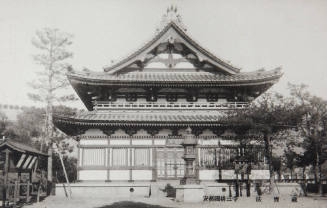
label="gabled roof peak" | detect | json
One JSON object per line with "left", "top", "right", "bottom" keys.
{"left": 157, "top": 5, "right": 187, "bottom": 32}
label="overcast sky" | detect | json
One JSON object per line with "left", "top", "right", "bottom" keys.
{"left": 0, "top": 0, "right": 326, "bottom": 109}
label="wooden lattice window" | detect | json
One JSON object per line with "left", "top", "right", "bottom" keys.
{"left": 199, "top": 148, "right": 217, "bottom": 168}
{"left": 112, "top": 148, "right": 127, "bottom": 166}
{"left": 134, "top": 148, "right": 150, "bottom": 166}
{"left": 83, "top": 148, "right": 105, "bottom": 166}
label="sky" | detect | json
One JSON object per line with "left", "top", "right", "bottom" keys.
{"left": 0, "top": 0, "right": 327, "bottom": 109}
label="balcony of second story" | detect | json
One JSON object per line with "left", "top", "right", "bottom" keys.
{"left": 93, "top": 101, "right": 249, "bottom": 111}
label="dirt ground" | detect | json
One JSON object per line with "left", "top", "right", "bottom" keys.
{"left": 24, "top": 194, "right": 327, "bottom": 208}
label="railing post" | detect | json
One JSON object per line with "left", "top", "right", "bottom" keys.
{"left": 26, "top": 182, "right": 30, "bottom": 203}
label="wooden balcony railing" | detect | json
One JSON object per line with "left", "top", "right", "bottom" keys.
{"left": 93, "top": 101, "right": 249, "bottom": 111}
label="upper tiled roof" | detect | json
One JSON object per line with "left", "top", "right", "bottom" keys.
{"left": 68, "top": 68, "right": 282, "bottom": 86}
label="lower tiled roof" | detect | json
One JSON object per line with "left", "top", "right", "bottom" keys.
{"left": 54, "top": 111, "right": 224, "bottom": 125}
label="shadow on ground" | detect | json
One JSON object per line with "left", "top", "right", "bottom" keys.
{"left": 96, "top": 201, "right": 173, "bottom": 208}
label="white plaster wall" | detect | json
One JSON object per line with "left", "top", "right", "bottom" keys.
{"left": 79, "top": 170, "right": 107, "bottom": 181}
{"left": 112, "top": 129, "right": 129, "bottom": 136}
{"left": 83, "top": 129, "right": 106, "bottom": 136}
{"left": 157, "top": 129, "right": 172, "bottom": 136}
{"left": 199, "top": 170, "right": 219, "bottom": 180}
{"left": 80, "top": 139, "right": 108, "bottom": 145}
{"left": 132, "top": 139, "right": 152, "bottom": 145}
{"left": 250, "top": 170, "right": 270, "bottom": 180}
{"left": 199, "top": 129, "right": 215, "bottom": 136}
{"left": 221, "top": 170, "right": 236, "bottom": 179}
{"left": 134, "top": 129, "right": 151, "bottom": 136}
{"left": 110, "top": 170, "right": 130, "bottom": 180}
{"left": 110, "top": 140, "right": 130, "bottom": 145}
{"left": 220, "top": 140, "right": 239, "bottom": 145}
{"left": 202, "top": 139, "right": 218, "bottom": 145}
{"left": 218, "top": 98, "right": 227, "bottom": 103}
{"left": 154, "top": 139, "right": 165, "bottom": 145}
{"left": 178, "top": 128, "right": 187, "bottom": 136}
{"left": 132, "top": 170, "right": 152, "bottom": 180}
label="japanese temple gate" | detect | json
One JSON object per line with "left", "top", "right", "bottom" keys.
{"left": 54, "top": 7, "right": 280, "bottom": 182}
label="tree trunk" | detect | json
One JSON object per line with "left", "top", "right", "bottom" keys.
{"left": 316, "top": 150, "right": 323, "bottom": 196}
{"left": 48, "top": 147, "right": 53, "bottom": 182}
{"left": 46, "top": 84, "right": 54, "bottom": 183}
{"left": 264, "top": 133, "right": 274, "bottom": 192}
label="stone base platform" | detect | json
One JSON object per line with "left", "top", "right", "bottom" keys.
{"left": 56, "top": 182, "right": 151, "bottom": 198}
{"left": 175, "top": 184, "right": 205, "bottom": 203}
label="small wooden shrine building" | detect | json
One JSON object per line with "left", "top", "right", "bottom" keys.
{"left": 54, "top": 7, "right": 282, "bottom": 182}
{"left": 0, "top": 139, "right": 48, "bottom": 206}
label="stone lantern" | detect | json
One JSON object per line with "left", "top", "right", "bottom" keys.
{"left": 180, "top": 126, "right": 199, "bottom": 185}
{"left": 176, "top": 127, "right": 204, "bottom": 203}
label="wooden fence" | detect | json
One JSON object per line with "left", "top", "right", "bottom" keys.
{"left": 0, "top": 181, "right": 48, "bottom": 208}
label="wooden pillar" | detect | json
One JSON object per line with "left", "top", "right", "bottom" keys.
{"left": 128, "top": 148, "right": 133, "bottom": 182}
{"left": 107, "top": 148, "right": 112, "bottom": 182}
{"left": 77, "top": 142, "right": 80, "bottom": 181}
{"left": 152, "top": 148, "right": 157, "bottom": 182}
{"left": 3, "top": 149, "right": 10, "bottom": 208}
{"left": 26, "top": 181, "right": 30, "bottom": 203}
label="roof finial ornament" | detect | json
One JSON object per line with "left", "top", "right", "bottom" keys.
{"left": 157, "top": 5, "right": 187, "bottom": 33}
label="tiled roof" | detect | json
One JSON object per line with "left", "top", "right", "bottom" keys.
{"left": 54, "top": 111, "right": 224, "bottom": 125}
{"left": 0, "top": 140, "right": 48, "bottom": 156}
{"left": 68, "top": 68, "right": 282, "bottom": 85}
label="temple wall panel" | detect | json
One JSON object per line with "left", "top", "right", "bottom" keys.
{"left": 112, "top": 148, "right": 128, "bottom": 166}
{"left": 134, "top": 129, "right": 150, "bottom": 136}
{"left": 79, "top": 147, "right": 83, "bottom": 166}
{"left": 80, "top": 139, "right": 108, "bottom": 145}
{"left": 83, "top": 148, "right": 106, "bottom": 166}
{"left": 112, "top": 129, "right": 129, "bottom": 136}
{"left": 79, "top": 170, "right": 107, "bottom": 181}
{"left": 154, "top": 139, "right": 165, "bottom": 145}
{"left": 178, "top": 129, "right": 187, "bottom": 136}
{"left": 157, "top": 129, "right": 172, "bottom": 136}
{"left": 220, "top": 170, "right": 235, "bottom": 179}
{"left": 220, "top": 140, "right": 239, "bottom": 145}
{"left": 199, "top": 170, "right": 219, "bottom": 180}
{"left": 110, "top": 139, "right": 130, "bottom": 145}
{"left": 250, "top": 170, "right": 270, "bottom": 180}
{"left": 82, "top": 129, "right": 106, "bottom": 136}
{"left": 131, "top": 139, "right": 152, "bottom": 145}
{"left": 218, "top": 98, "right": 228, "bottom": 103}
{"left": 199, "top": 129, "right": 215, "bottom": 136}
{"left": 132, "top": 170, "right": 152, "bottom": 180}
{"left": 201, "top": 139, "right": 219, "bottom": 145}
{"left": 109, "top": 170, "right": 129, "bottom": 181}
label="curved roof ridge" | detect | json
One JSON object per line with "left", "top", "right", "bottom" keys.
{"left": 103, "top": 9, "right": 241, "bottom": 75}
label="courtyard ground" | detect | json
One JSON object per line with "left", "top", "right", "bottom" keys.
{"left": 24, "top": 194, "right": 327, "bottom": 208}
